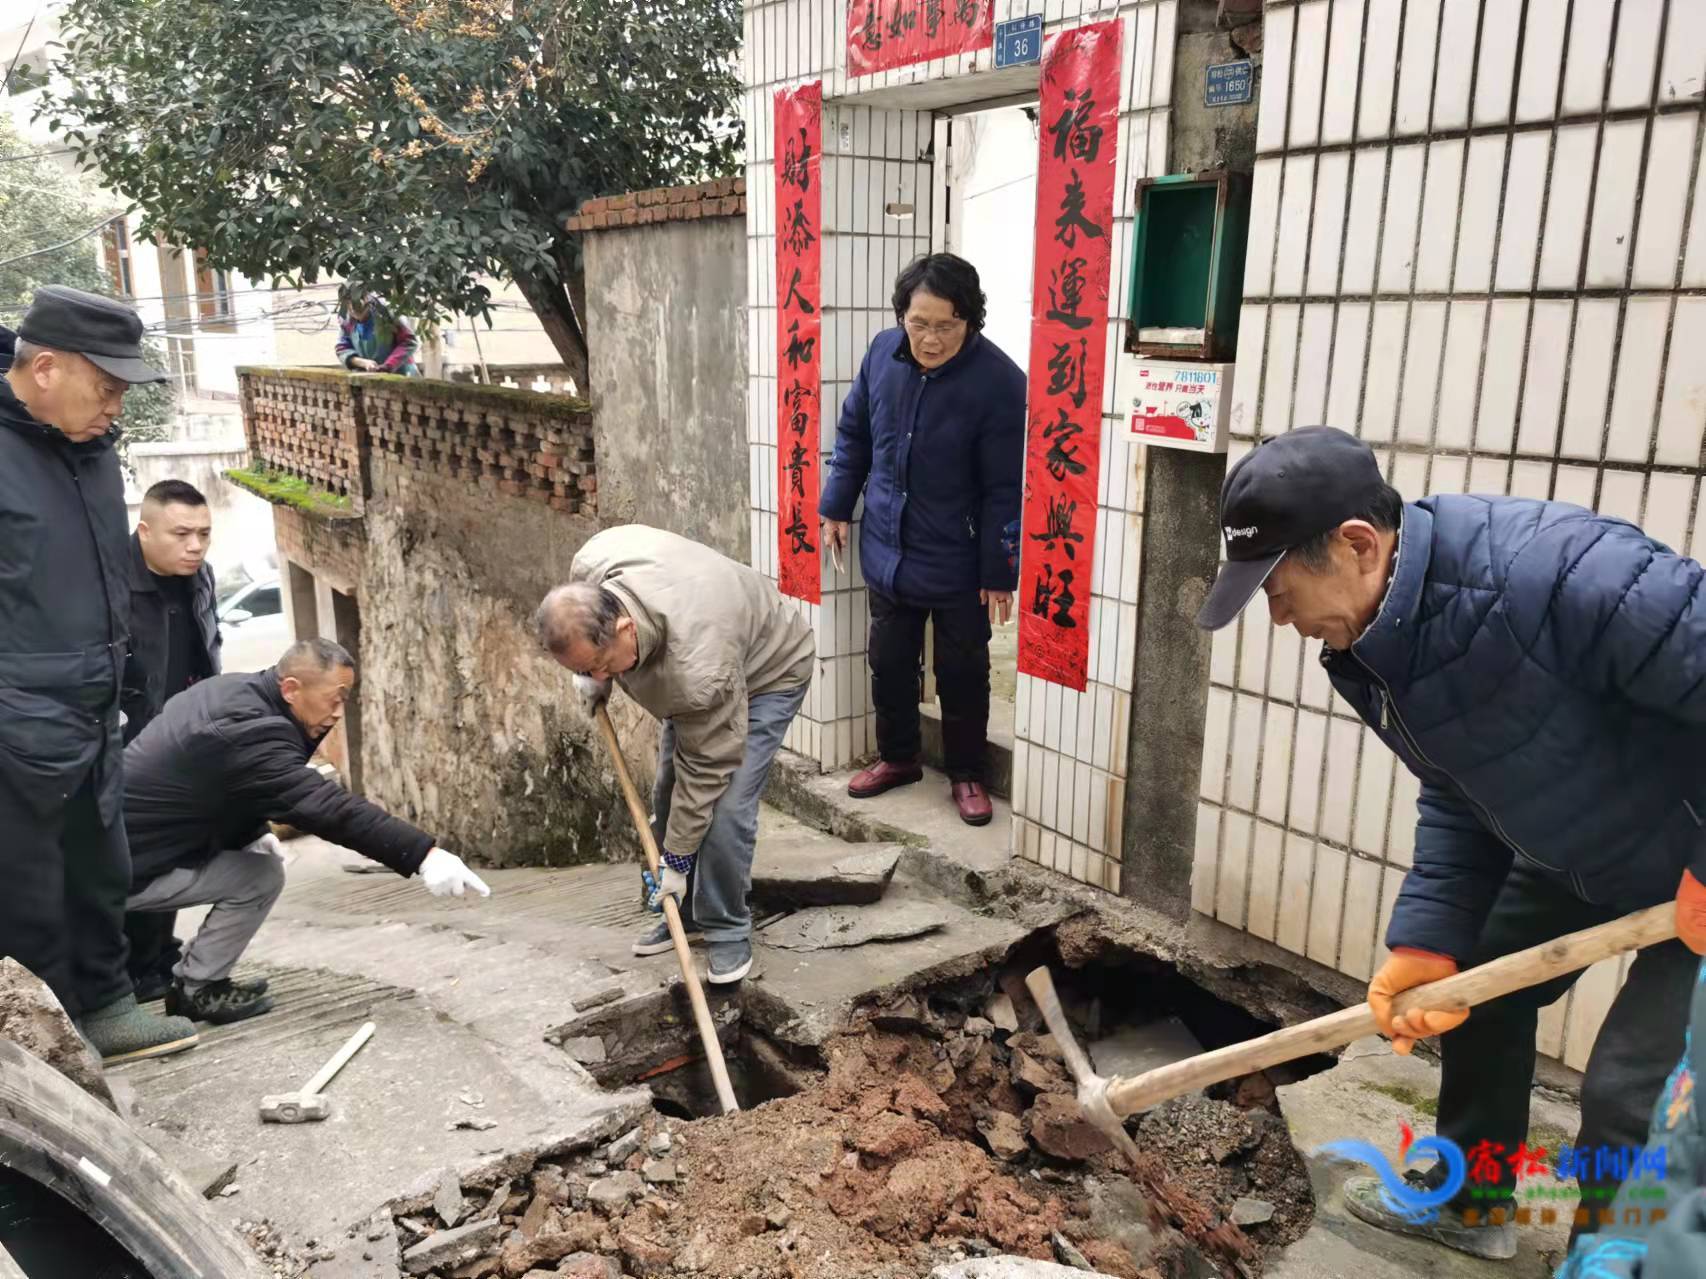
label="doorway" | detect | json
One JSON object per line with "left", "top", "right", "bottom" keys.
{"left": 929, "top": 100, "right": 1039, "bottom": 781}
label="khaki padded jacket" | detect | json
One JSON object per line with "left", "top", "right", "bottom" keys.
{"left": 570, "top": 525, "right": 814, "bottom": 856}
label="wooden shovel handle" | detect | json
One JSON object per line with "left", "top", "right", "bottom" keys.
{"left": 1105, "top": 902, "right": 1679, "bottom": 1118}
{"left": 595, "top": 705, "right": 740, "bottom": 1115}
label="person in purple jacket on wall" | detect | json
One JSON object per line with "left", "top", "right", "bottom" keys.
{"left": 820, "top": 254, "right": 1025, "bottom": 827}
{"left": 334, "top": 286, "right": 420, "bottom": 376}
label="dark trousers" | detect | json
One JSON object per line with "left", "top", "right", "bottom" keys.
{"left": 123, "top": 910, "right": 182, "bottom": 988}
{"left": 1426, "top": 865, "right": 1695, "bottom": 1219}
{"left": 867, "top": 584, "right": 991, "bottom": 783}
{"left": 0, "top": 770, "right": 132, "bottom": 1019}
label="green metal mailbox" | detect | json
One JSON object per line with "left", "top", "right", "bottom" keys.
{"left": 1124, "top": 169, "right": 1251, "bottom": 363}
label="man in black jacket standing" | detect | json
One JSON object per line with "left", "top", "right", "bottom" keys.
{"left": 120, "top": 478, "right": 223, "bottom": 1001}
{"left": 0, "top": 287, "right": 198, "bottom": 1064}
{"left": 123, "top": 638, "right": 491, "bottom": 1024}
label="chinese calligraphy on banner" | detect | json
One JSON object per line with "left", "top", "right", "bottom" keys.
{"left": 775, "top": 82, "right": 823, "bottom": 604}
{"left": 846, "top": 0, "right": 993, "bottom": 77}
{"left": 1017, "top": 19, "right": 1122, "bottom": 692}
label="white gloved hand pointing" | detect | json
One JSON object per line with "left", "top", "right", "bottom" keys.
{"left": 419, "top": 847, "right": 491, "bottom": 898}
{"left": 245, "top": 832, "right": 284, "bottom": 858}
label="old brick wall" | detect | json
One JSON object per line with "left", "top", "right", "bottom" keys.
{"left": 273, "top": 506, "right": 364, "bottom": 595}
{"left": 238, "top": 366, "right": 658, "bottom": 868}
{"left": 364, "top": 379, "right": 597, "bottom": 516}
{"left": 239, "top": 369, "right": 367, "bottom": 513}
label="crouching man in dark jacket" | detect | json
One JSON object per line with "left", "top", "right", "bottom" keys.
{"left": 1197, "top": 427, "right": 1706, "bottom": 1261}
{"left": 123, "top": 638, "right": 491, "bottom": 1024}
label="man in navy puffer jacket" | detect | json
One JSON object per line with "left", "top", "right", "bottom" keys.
{"left": 1198, "top": 427, "right": 1706, "bottom": 1262}
{"left": 821, "top": 254, "right": 1024, "bottom": 826}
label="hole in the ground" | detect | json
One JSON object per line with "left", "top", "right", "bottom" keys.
{"left": 645, "top": 1025, "right": 821, "bottom": 1119}
{"left": 544, "top": 928, "right": 1328, "bottom": 1274}
{"left": 0, "top": 1166, "right": 150, "bottom": 1278}
{"left": 993, "top": 931, "right": 1339, "bottom": 1100}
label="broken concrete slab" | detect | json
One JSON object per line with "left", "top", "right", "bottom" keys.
{"left": 606, "top": 1126, "right": 643, "bottom": 1165}
{"left": 1272, "top": 1035, "right": 1576, "bottom": 1278}
{"left": 930, "top": 1258, "right": 1120, "bottom": 1279}
{"left": 0, "top": 957, "right": 114, "bottom": 1108}
{"left": 1087, "top": 1017, "right": 1204, "bottom": 1083}
{"left": 766, "top": 755, "right": 1014, "bottom": 905}
{"left": 433, "top": 1167, "right": 466, "bottom": 1227}
{"left": 750, "top": 841, "right": 903, "bottom": 909}
{"left": 761, "top": 898, "right": 954, "bottom": 951}
{"left": 136, "top": 1124, "right": 240, "bottom": 1198}
{"left": 746, "top": 883, "right": 1035, "bottom": 1049}
{"left": 1231, "top": 1196, "right": 1274, "bottom": 1226}
{"left": 586, "top": 1171, "right": 644, "bottom": 1214}
{"left": 400, "top": 1218, "right": 503, "bottom": 1274}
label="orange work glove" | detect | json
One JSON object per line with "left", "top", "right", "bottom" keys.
{"left": 1677, "top": 870, "right": 1706, "bottom": 955}
{"left": 1367, "top": 947, "right": 1468, "bottom": 1055}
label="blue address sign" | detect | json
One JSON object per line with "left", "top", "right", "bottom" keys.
{"left": 1205, "top": 59, "right": 1254, "bottom": 107}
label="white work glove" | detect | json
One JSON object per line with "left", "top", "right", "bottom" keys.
{"left": 419, "top": 847, "right": 491, "bottom": 898}
{"left": 245, "top": 832, "right": 284, "bottom": 858}
{"left": 573, "top": 673, "right": 611, "bottom": 712}
{"left": 643, "top": 851, "right": 695, "bottom": 913}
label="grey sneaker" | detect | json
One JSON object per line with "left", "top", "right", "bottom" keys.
{"left": 706, "top": 940, "right": 753, "bottom": 985}
{"left": 1343, "top": 1174, "right": 1518, "bottom": 1260}
{"left": 79, "top": 995, "right": 199, "bottom": 1066}
{"left": 632, "top": 917, "right": 703, "bottom": 957}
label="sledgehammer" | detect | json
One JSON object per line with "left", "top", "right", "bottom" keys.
{"left": 1026, "top": 903, "right": 1678, "bottom": 1152}
{"left": 260, "top": 1021, "right": 376, "bottom": 1123}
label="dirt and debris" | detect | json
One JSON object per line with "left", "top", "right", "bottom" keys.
{"left": 374, "top": 985, "right": 1313, "bottom": 1279}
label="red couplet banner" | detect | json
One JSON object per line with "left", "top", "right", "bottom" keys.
{"left": 1016, "top": 20, "right": 1122, "bottom": 692}
{"left": 846, "top": 0, "right": 993, "bottom": 77}
{"left": 775, "top": 82, "right": 824, "bottom": 604}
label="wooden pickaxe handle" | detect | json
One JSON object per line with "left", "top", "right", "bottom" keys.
{"left": 1034, "top": 901, "right": 1678, "bottom": 1123}
{"left": 594, "top": 705, "right": 740, "bottom": 1115}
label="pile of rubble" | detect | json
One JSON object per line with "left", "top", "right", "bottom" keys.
{"left": 332, "top": 978, "right": 1312, "bottom": 1279}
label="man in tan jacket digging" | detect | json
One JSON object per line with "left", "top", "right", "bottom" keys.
{"left": 535, "top": 526, "right": 815, "bottom": 984}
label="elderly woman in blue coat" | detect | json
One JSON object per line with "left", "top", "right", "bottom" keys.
{"left": 820, "top": 253, "right": 1025, "bottom": 827}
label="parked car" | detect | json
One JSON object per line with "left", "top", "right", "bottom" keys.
{"left": 217, "top": 570, "right": 291, "bottom": 674}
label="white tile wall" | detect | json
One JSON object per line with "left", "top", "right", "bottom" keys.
{"left": 1204, "top": 0, "right": 1706, "bottom": 1072}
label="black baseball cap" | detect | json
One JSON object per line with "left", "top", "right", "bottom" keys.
{"left": 1195, "top": 426, "right": 1388, "bottom": 631}
{"left": 17, "top": 285, "right": 167, "bottom": 384}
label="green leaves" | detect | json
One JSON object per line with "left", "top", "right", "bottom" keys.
{"left": 37, "top": 0, "right": 744, "bottom": 372}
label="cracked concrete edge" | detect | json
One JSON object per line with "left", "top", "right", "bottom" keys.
{"left": 360, "top": 1094, "right": 652, "bottom": 1226}
{"left": 764, "top": 751, "right": 1010, "bottom": 911}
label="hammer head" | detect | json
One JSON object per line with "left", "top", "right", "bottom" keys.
{"left": 259, "top": 1092, "right": 330, "bottom": 1124}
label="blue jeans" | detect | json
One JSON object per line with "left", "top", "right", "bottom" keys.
{"left": 650, "top": 683, "right": 808, "bottom": 942}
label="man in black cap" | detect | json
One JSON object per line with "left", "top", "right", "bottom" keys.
{"left": 1197, "top": 426, "right": 1706, "bottom": 1259}
{"left": 0, "top": 285, "right": 198, "bottom": 1064}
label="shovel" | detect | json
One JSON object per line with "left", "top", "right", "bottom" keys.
{"left": 594, "top": 705, "right": 740, "bottom": 1115}
{"left": 1025, "top": 903, "right": 1678, "bottom": 1162}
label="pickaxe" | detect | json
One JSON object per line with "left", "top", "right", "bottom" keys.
{"left": 595, "top": 705, "right": 740, "bottom": 1114}
{"left": 1026, "top": 903, "right": 1677, "bottom": 1156}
